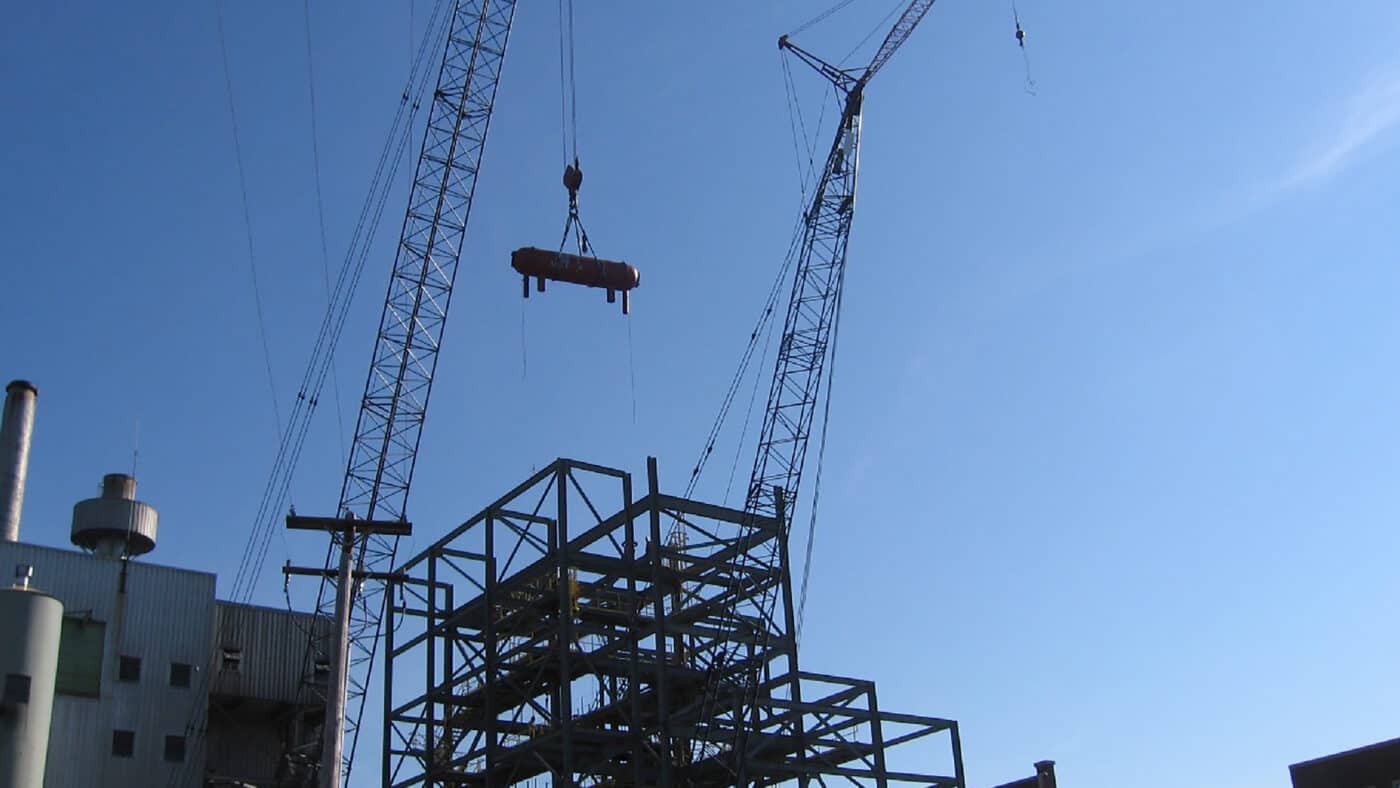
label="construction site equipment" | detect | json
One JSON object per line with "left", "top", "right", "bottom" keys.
{"left": 284, "top": 2, "right": 520, "bottom": 785}
{"left": 680, "top": 1, "right": 946, "bottom": 779}
{"left": 383, "top": 458, "right": 964, "bottom": 786}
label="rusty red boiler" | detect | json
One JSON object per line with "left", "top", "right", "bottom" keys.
{"left": 510, "top": 247, "right": 640, "bottom": 314}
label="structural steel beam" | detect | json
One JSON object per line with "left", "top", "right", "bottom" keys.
{"left": 385, "top": 458, "right": 964, "bottom": 787}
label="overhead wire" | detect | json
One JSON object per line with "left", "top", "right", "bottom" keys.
{"left": 556, "top": 0, "right": 570, "bottom": 165}
{"left": 679, "top": 45, "right": 847, "bottom": 764}
{"left": 626, "top": 315, "right": 638, "bottom": 425}
{"left": 566, "top": 0, "right": 579, "bottom": 163}
{"left": 791, "top": 0, "right": 861, "bottom": 36}
{"left": 215, "top": 0, "right": 283, "bottom": 444}
{"left": 229, "top": 0, "right": 454, "bottom": 604}
{"left": 796, "top": 259, "right": 844, "bottom": 641}
{"left": 682, "top": 52, "right": 835, "bottom": 503}
{"left": 840, "top": 0, "right": 908, "bottom": 66}
{"left": 722, "top": 303, "right": 777, "bottom": 508}
{"left": 690, "top": 27, "right": 882, "bottom": 760}
{"left": 303, "top": 0, "right": 349, "bottom": 468}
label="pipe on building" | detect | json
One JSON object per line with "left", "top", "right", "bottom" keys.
{"left": 0, "top": 381, "right": 38, "bottom": 543}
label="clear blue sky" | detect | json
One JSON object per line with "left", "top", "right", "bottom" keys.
{"left": 4, "top": 1, "right": 1399, "bottom": 786}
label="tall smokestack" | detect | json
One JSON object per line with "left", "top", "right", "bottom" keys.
{"left": 0, "top": 381, "right": 38, "bottom": 543}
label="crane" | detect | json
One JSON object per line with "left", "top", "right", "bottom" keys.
{"left": 688, "top": 0, "right": 941, "bottom": 780}
{"left": 285, "top": 2, "right": 519, "bottom": 785}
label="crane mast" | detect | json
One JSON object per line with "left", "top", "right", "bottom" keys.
{"left": 712, "top": 1, "right": 939, "bottom": 779}
{"left": 294, "top": 1, "right": 519, "bottom": 784}
{"left": 751, "top": 1, "right": 934, "bottom": 535}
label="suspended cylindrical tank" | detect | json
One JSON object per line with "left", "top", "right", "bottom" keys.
{"left": 0, "top": 565, "right": 63, "bottom": 788}
{"left": 71, "top": 473, "right": 158, "bottom": 558}
{"left": 0, "top": 380, "right": 38, "bottom": 543}
{"left": 510, "top": 247, "right": 640, "bottom": 313}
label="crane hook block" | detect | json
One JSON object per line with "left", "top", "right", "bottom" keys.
{"left": 511, "top": 247, "right": 640, "bottom": 314}
{"left": 563, "top": 163, "right": 583, "bottom": 195}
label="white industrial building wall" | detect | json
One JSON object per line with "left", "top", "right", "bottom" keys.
{"left": 0, "top": 542, "right": 216, "bottom": 788}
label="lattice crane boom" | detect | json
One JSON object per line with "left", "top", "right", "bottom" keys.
{"left": 752, "top": 0, "right": 937, "bottom": 529}
{"left": 300, "top": 1, "right": 519, "bottom": 784}
{"left": 718, "top": 2, "right": 939, "bottom": 780}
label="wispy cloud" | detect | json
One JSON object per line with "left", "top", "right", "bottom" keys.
{"left": 1275, "top": 67, "right": 1400, "bottom": 192}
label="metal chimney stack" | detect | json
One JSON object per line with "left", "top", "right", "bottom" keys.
{"left": 0, "top": 380, "right": 38, "bottom": 543}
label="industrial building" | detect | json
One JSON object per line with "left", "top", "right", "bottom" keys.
{"left": 1289, "top": 736, "right": 1400, "bottom": 788}
{"left": 0, "top": 381, "right": 328, "bottom": 787}
{"left": 0, "top": 478, "right": 330, "bottom": 787}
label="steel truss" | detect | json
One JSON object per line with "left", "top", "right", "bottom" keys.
{"left": 385, "top": 458, "right": 964, "bottom": 787}
{"left": 298, "top": 0, "right": 519, "bottom": 781}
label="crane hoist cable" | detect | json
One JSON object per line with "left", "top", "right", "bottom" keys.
{"left": 555, "top": 0, "right": 594, "bottom": 260}
{"left": 513, "top": 0, "right": 641, "bottom": 314}
{"left": 1014, "top": 0, "right": 1037, "bottom": 94}
{"left": 301, "top": 0, "right": 349, "bottom": 468}
{"left": 214, "top": 0, "right": 283, "bottom": 446}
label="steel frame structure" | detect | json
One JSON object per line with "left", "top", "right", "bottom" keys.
{"left": 385, "top": 458, "right": 964, "bottom": 786}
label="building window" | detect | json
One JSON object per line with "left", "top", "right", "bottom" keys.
{"left": 169, "top": 662, "right": 192, "bottom": 688}
{"left": 117, "top": 655, "right": 141, "bottom": 683}
{"left": 164, "top": 734, "right": 186, "bottom": 763}
{"left": 56, "top": 617, "right": 105, "bottom": 697}
{"left": 112, "top": 729, "right": 135, "bottom": 758}
{"left": 3, "top": 674, "right": 30, "bottom": 704}
{"left": 220, "top": 647, "right": 242, "bottom": 672}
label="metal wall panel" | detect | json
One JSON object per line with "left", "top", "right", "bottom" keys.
{"left": 210, "top": 601, "right": 326, "bottom": 706}
{"left": 0, "top": 541, "right": 214, "bottom": 788}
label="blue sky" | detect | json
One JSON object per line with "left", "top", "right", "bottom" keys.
{"left": 4, "top": 1, "right": 1400, "bottom": 786}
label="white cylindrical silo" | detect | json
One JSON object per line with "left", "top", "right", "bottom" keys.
{"left": 0, "top": 565, "right": 63, "bottom": 788}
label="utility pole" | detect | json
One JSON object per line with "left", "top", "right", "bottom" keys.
{"left": 284, "top": 514, "right": 411, "bottom": 787}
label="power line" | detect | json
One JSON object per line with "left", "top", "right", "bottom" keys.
{"left": 215, "top": 0, "right": 283, "bottom": 445}
{"left": 302, "top": 0, "right": 349, "bottom": 468}
{"left": 228, "top": 0, "right": 455, "bottom": 604}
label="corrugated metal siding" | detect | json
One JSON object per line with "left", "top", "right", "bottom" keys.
{"left": 210, "top": 601, "right": 327, "bottom": 706}
{"left": 205, "top": 713, "right": 287, "bottom": 785}
{"left": 0, "top": 541, "right": 214, "bottom": 788}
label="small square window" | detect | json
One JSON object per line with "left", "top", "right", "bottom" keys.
{"left": 220, "top": 647, "right": 242, "bottom": 673}
{"left": 112, "top": 729, "right": 135, "bottom": 758}
{"left": 3, "top": 674, "right": 31, "bottom": 704}
{"left": 169, "top": 662, "right": 192, "bottom": 688}
{"left": 117, "top": 656, "right": 140, "bottom": 683}
{"left": 164, "top": 734, "right": 186, "bottom": 763}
